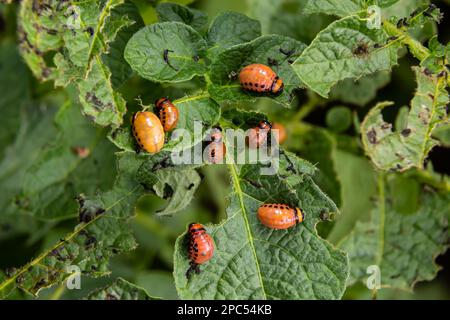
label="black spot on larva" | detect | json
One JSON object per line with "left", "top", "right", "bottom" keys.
{"left": 401, "top": 128, "right": 411, "bottom": 137}
{"left": 367, "top": 129, "right": 377, "bottom": 144}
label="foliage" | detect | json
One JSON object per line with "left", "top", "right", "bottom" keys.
{"left": 0, "top": 0, "right": 449, "bottom": 301}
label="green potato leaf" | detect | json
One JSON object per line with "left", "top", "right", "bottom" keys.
{"left": 361, "top": 67, "right": 449, "bottom": 172}
{"left": 19, "top": 100, "right": 116, "bottom": 221}
{"left": 207, "top": 11, "right": 261, "bottom": 57}
{"left": 157, "top": 2, "right": 208, "bottom": 33}
{"left": 151, "top": 168, "right": 202, "bottom": 217}
{"left": 292, "top": 16, "right": 399, "bottom": 98}
{"left": 124, "top": 22, "right": 208, "bottom": 83}
{"left": 0, "top": 152, "right": 144, "bottom": 298}
{"left": 103, "top": 2, "right": 145, "bottom": 88}
{"left": 303, "top": 0, "right": 366, "bottom": 17}
{"left": 340, "top": 178, "right": 450, "bottom": 290}
{"left": 0, "top": 105, "right": 58, "bottom": 239}
{"left": 173, "top": 152, "right": 348, "bottom": 299}
{"left": 18, "top": 0, "right": 134, "bottom": 127}
{"left": 0, "top": 42, "right": 30, "bottom": 158}
{"left": 382, "top": 0, "right": 437, "bottom": 43}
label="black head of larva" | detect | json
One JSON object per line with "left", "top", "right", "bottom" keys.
{"left": 258, "top": 120, "right": 272, "bottom": 130}
{"left": 210, "top": 126, "right": 223, "bottom": 142}
{"left": 155, "top": 97, "right": 169, "bottom": 111}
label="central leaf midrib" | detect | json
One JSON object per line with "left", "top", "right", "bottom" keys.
{"left": 226, "top": 161, "right": 267, "bottom": 299}
{"left": 418, "top": 76, "right": 444, "bottom": 164}
{"left": 85, "top": 0, "right": 116, "bottom": 67}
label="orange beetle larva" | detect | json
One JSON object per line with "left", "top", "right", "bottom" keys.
{"left": 132, "top": 111, "right": 165, "bottom": 154}
{"left": 239, "top": 64, "right": 284, "bottom": 94}
{"left": 272, "top": 122, "right": 287, "bottom": 144}
{"left": 247, "top": 120, "right": 272, "bottom": 149}
{"left": 206, "top": 127, "right": 226, "bottom": 164}
{"left": 155, "top": 97, "right": 179, "bottom": 132}
{"left": 257, "top": 203, "right": 304, "bottom": 230}
{"left": 186, "top": 223, "right": 215, "bottom": 277}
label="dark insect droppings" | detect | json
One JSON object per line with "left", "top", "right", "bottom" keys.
{"left": 387, "top": 36, "right": 399, "bottom": 42}
{"left": 352, "top": 42, "right": 369, "bottom": 56}
{"left": 187, "top": 183, "right": 195, "bottom": 190}
{"left": 163, "top": 49, "right": 178, "bottom": 71}
{"left": 85, "top": 27, "right": 94, "bottom": 37}
{"left": 279, "top": 47, "right": 295, "bottom": 56}
{"left": 401, "top": 128, "right": 412, "bottom": 137}
{"left": 381, "top": 122, "right": 392, "bottom": 130}
{"left": 267, "top": 57, "right": 278, "bottom": 66}
{"left": 367, "top": 129, "right": 377, "bottom": 144}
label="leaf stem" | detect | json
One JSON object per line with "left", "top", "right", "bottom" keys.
{"left": 382, "top": 20, "right": 430, "bottom": 62}
{"left": 291, "top": 92, "right": 323, "bottom": 123}
{"left": 406, "top": 169, "right": 450, "bottom": 193}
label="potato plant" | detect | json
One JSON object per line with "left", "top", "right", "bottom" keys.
{"left": 0, "top": 0, "right": 449, "bottom": 300}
